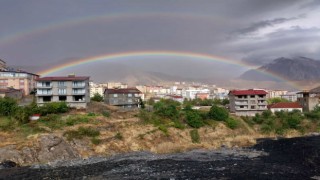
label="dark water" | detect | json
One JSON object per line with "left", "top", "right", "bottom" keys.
{"left": 1, "top": 136, "right": 320, "bottom": 180}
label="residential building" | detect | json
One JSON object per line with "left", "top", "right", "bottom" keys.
{"left": 89, "top": 82, "right": 105, "bottom": 97}
{"left": 229, "top": 89, "right": 268, "bottom": 116}
{"left": 104, "top": 88, "right": 142, "bottom": 108}
{"left": 268, "top": 102, "right": 302, "bottom": 113}
{"left": 0, "top": 70, "right": 39, "bottom": 95}
{"left": 196, "top": 93, "right": 209, "bottom": 100}
{"left": 103, "top": 82, "right": 128, "bottom": 89}
{"left": 0, "top": 88, "right": 23, "bottom": 99}
{"left": 35, "top": 75, "right": 90, "bottom": 109}
{"left": 297, "top": 87, "right": 320, "bottom": 112}
{"left": 164, "top": 95, "right": 184, "bottom": 103}
{"left": 0, "top": 59, "right": 6, "bottom": 71}
{"left": 185, "top": 89, "right": 210, "bottom": 100}
{"left": 266, "top": 90, "right": 288, "bottom": 99}
{"left": 280, "top": 92, "right": 298, "bottom": 102}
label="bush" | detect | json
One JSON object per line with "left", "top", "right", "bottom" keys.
{"left": 0, "top": 97, "right": 18, "bottom": 117}
{"left": 64, "top": 127, "right": 100, "bottom": 141}
{"left": 208, "top": 105, "right": 229, "bottom": 121}
{"left": 226, "top": 118, "right": 239, "bottom": 129}
{"left": 114, "top": 132, "right": 123, "bottom": 140}
{"left": 185, "top": 110, "right": 204, "bottom": 128}
{"left": 0, "top": 117, "right": 14, "bottom": 131}
{"left": 14, "top": 106, "right": 30, "bottom": 124}
{"left": 91, "top": 137, "right": 102, "bottom": 145}
{"left": 40, "top": 102, "right": 69, "bottom": 115}
{"left": 87, "top": 112, "right": 96, "bottom": 116}
{"left": 153, "top": 99, "right": 180, "bottom": 119}
{"left": 158, "top": 125, "right": 169, "bottom": 136}
{"left": 102, "top": 111, "right": 110, "bottom": 118}
{"left": 91, "top": 93, "right": 104, "bottom": 102}
{"left": 190, "top": 129, "right": 200, "bottom": 143}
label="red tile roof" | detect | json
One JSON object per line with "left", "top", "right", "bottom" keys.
{"left": 229, "top": 89, "right": 268, "bottom": 95}
{"left": 167, "top": 95, "right": 183, "bottom": 99}
{"left": 36, "top": 76, "right": 90, "bottom": 81}
{"left": 268, "top": 102, "right": 302, "bottom": 109}
{"left": 104, "top": 88, "right": 141, "bottom": 94}
{"left": 0, "top": 88, "right": 21, "bottom": 93}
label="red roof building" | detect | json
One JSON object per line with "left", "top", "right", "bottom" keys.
{"left": 268, "top": 102, "right": 303, "bottom": 113}
{"left": 36, "top": 76, "right": 90, "bottom": 81}
{"left": 229, "top": 89, "right": 268, "bottom": 96}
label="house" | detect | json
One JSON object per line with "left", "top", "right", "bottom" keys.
{"left": 35, "top": 75, "right": 90, "bottom": 109}
{"left": 280, "top": 91, "right": 298, "bottom": 102}
{"left": 196, "top": 93, "right": 209, "bottom": 100}
{"left": 266, "top": 90, "right": 288, "bottom": 99}
{"left": 89, "top": 82, "right": 105, "bottom": 97}
{"left": 229, "top": 89, "right": 268, "bottom": 116}
{"left": 297, "top": 86, "right": 320, "bottom": 112}
{"left": 104, "top": 88, "right": 142, "bottom": 109}
{"left": 0, "top": 60, "right": 39, "bottom": 95}
{"left": 185, "top": 89, "right": 210, "bottom": 100}
{"left": 0, "top": 88, "right": 23, "bottom": 100}
{"left": 268, "top": 102, "right": 302, "bottom": 113}
{"left": 164, "top": 95, "right": 184, "bottom": 103}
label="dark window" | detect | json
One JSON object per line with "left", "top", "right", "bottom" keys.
{"left": 250, "top": 95, "right": 255, "bottom": 98}
{"left": 240, "top": 105, "right": 244, "bottom": 108}
{"left": 251, "top": 106, "right": 255, "bottom": 109}
{"left": 74, "top": 95, "right": 84, "bottom": 101}
{"left": 43, "top": 96, "right": 51, "bottom": 102}
{"left": 59, "top": 96, "right": 67, "bottom": 101}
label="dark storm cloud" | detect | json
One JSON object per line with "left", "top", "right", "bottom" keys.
{"left": 234, "top": 15, "right": 306, "bottom": 35}
{"left": 300, "top": 0, "right": 320, "bottom": 10}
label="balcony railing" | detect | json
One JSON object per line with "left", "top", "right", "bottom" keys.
{"left": 36, "top": 85, "right": 52, "bottom": 88}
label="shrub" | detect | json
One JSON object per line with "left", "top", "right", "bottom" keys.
{"left": 40, "top": 102, "right": 69, "bottom": 115}
{"left": 226, "top": 118, "right": 239, "bottom": 129}
{"left": 208, "top": 105, "right": 229, "bottom": 121}
{"left": 0, "top": 117, "right": 14, "bottom": 131}
{"left": 64, "top": 127, "right": 100, "bottom": 141}
{"left": 114, "top": 132, "right": 123, "bottom": 140}
{"left": 0, "top": 97, "right": 18, "bottom": 117}
{"left": 102, "top": 111, "right": 110, "bottom": 118}
{"left": 87, "top": 112, "right": 96, "bottom": 116}
{"left": 190, "top": 129, "right": 200, "bottom": 143}
{"left": 14, "top": 106, "right": 30, "bottom": 124}
{"left": 91, "top": 93, "right": 104, "bottom": 102}
{"left": 158, "top": 125, "right": 169, "bottom": 136}
{"left": 91, "top": 137, "right": 102, "bottom": 145}
{"left": 185, "top": 110, "right": 204, "bottom": 128}
{"left": 153, "top": 100, "right": 180, "bottom": 119}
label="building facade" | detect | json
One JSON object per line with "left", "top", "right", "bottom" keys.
{"left": 35, "top": 75, "right": 90, "bottom": 109}
{"left": 0, "top": 70, "right": 39, "bottom": 95}
{"left": 0, "top": 88, "right": 23, "bottom": 99}
{"left": 89, "top": 82, "right": 105, "bottom": 97}
{"left": 229, "top": 89, "right": 268, "bottom": 116}
{"left": 268, "top": 102, "right": 302, "bottom": 113}
{"left": 104, "top": 88, "right": 142, "bottom": 108}
{"left": 297, "top": 88, "right": 320, "bottom": 112}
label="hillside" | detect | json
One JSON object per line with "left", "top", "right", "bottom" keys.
{"left": 240, "top": 57, "right": 320, "bottom": 81}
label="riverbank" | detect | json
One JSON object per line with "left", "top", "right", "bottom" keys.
{"left": 1, "top": 135, "right": 320, "bottom": 179}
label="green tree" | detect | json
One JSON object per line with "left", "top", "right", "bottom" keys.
{"left": 91, "top": 93, "right": 104, "bottom": 102}
{"left": 208, "top": 105, "right": 229, "bottom": 121}
{"left": 185, "top": 110, "right": 204, "bottom": 128}
{"left": 267, "top": 97, "right": 289, "bottom": 104}
{"left": 0, "top": 97, "right": 18, "bottom": 117}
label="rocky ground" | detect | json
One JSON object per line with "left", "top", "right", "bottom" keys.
{"left": 1, "top": 135, "right": 320, "bottom": 180}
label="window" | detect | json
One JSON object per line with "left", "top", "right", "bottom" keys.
{"left": 59, "top": 96, "right": 67, "bottom": 101}
{"left": 128, "top": 99, "right": 133, "bottom": 103}
{"left": 128, "top": 93, "right": 132, "bottom": 97}
{"left": 251, "top": 106, "right": 255, "bottom": 109}
{"left": 58, "top": 89, "right": 67, "bottom": 95}
{"left": 113, "top": 94, "right": 118, "bottom": 97}
{"left": 58, "top": 81, "right": 66, "bottom": 87}
{"left": 250, "top": 100, "right": 256, "bottom": 104}
{"left": 43, "top": 96, "right": 52, "bottom": 102}
{"left": 250, "top": 95, "right": 255, "bottom": 98}
{"left": 240, "top": 105, "right": 244, "bottom": 108}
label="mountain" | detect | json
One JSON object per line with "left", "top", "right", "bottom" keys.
{"left": 240, "top": 57, "right": 320, "bottom": 81}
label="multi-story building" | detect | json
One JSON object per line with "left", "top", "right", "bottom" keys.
{"left": 0, "top": 88, "right": 23, "bottom": 100}
{"left": 89, "top": 82, "right": 105, "bottom": 97}
{"left": 35, "top": 75, "right": 90, "bottom": 109}
{"left": 0, "top": 70, "right": 39, "bottom": 95}
{"left": 266, "top": 90, "right": 288, "bottom": 99}
{"left": 104, "top": 88, "right": 142, "bottom": 109}
{"left": 297, "top": 87, "right": 320, "bottom": 112}
{"left": 0, "top": 59, "right": 6, "bottom": 71}
{"left": 229, "top": 89, "right": 268, "bottom": 116}
{"left": 103, "top": 82, "right": 128, "bottom": 89}
{"left": 280, "top": 92, "right": 298, "bottom": 102}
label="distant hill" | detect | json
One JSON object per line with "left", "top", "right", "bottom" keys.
{"left": 240, "top": 57, "right": 320, "bottom": 81}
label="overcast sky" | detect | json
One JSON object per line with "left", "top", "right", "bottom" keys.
{"left": 0, "top": 0, "right": 319, "bottom": 78}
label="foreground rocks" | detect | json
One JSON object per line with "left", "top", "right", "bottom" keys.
{"left": 1, "top": 136, "right": 320, "bottom": 179}
{"left": 0, "top": 135, "right": 79, "bottom": 165}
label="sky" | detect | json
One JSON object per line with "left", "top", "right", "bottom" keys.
{"left": 0, "top": 0, "right": 319, "bottom": 81}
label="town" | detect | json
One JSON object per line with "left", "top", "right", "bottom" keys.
{"left": 0, "top": 59, "right": 316, "bottom": 116}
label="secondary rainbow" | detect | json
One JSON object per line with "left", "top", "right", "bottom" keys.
{"left": 37, "top": 51, "right": 300, "bottom": 89}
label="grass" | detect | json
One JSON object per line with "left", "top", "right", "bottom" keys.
{"left": 102, "top": 111, "right": 110, "bottom": 118}
{"left": 0, "top": 117, "right": 14, "bottom": 131}
{"left": 158, "top": 125, "right": 169, "bottom": 136}
{"left": 64, "top": 126, "right": 100, "bottom": 141}
{"left": 190, "top": 129, "right": 200, "bottom": 143}
{"left": 226, "top": 118, "right": 239, "bottom": 129}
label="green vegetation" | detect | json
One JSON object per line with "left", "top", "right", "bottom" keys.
{"left": 183, "top": 98, "right": 229, "bottom": 107}
{"left": 226, "top": 117, "right": 239, "bottom": 129}
{"left": 267, "top": 97, "right": 289, "bottom": 104}
{"left": 91, "top": 93, "right": 104, "bottom": 102}
{"left": 114, "top": 132, "right": 123, "bottom": 140}
{"left": 190, "top": 129, "right": 200, "bottom": 143}
{"left": 102, "top": 110, "right": 111, "bottom": 118}
{"left": 208, "top": 105, "right": 229, "bottom": 121}
{"left": 64, "top": 126, "right": 100, "bottom": 141}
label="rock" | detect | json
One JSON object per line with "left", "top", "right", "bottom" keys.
{"left": 0, "top": 160, "right": 18, "bottom": 169}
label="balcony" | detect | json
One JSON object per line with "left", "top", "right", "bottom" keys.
{"left": 235, "top": 101, "right": 248, "bottom": 105}
{"left": 36, "top": 92, "right": 52, "bottom": 96}
{"left": 72, "top": 91, "right": 86, "bottom": 95}
{"left": 36, "top": 85, "right": 52, "bottom": 88}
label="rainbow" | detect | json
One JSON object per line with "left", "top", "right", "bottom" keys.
{"left": 37, "top": 51, "right": 300, "bottom": 89}
{"left": 0, "top": 12, "right": 230, "bottom": 47}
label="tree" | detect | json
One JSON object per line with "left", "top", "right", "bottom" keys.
{"left": 208, "top": 105, "right": 229, "bottom": 121}
{"left": 91, "top": 93, "right": 104, "bottom": 102}
{"left": 185, "top": 110, "right": 204, "bottom": 128}
{"left": 267, "top": 97, "right": 289, "bottom": 104}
